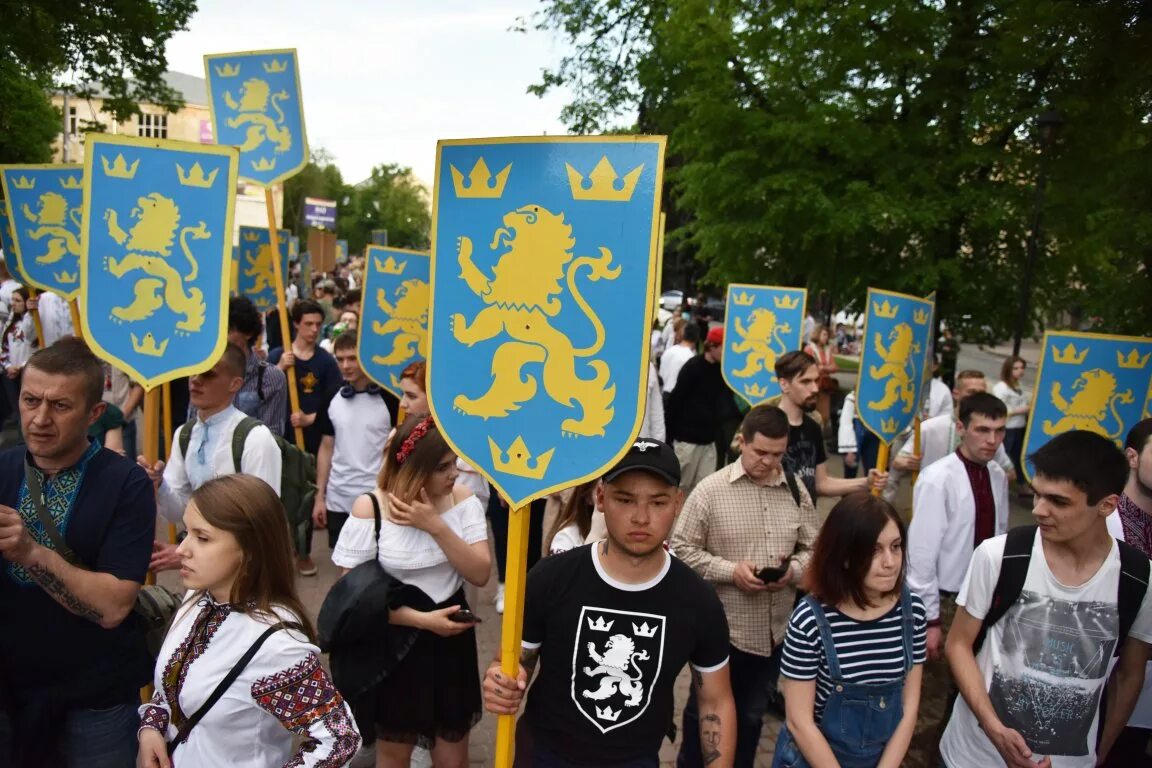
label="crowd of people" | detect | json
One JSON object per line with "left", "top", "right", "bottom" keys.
{"left": 0, "top": 257, "right": 1150, "bottom": 768}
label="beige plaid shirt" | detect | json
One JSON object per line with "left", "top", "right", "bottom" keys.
{"left": 671, "top": 460, "right": 818, "bottom": 656}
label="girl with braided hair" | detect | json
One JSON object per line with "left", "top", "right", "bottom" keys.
{"left": 331, "top": 416, "right": 490, "bottom": 767}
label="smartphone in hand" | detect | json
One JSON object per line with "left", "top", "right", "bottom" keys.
{"left": 449, "top": 609, "right": 482, "bottom": 624}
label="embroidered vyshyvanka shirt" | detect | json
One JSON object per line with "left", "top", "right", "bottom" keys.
{"left": 139, "top": 594, "right": 360, "bottom": 767}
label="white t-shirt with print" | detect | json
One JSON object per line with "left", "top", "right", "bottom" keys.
{"left": 941, "top": 532, "right": 1152, "bottom": 767}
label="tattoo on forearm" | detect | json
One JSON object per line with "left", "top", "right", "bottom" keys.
{"left": 27, "top": 563, "right": 103, "bottom": 623}
{"left": 700, "top": 713, "right": 722, "bottom": 765}
{"left": 520, "top": 647, "right": 541, "bottom": 676}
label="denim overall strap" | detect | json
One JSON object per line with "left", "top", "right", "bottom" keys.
{"left": 802, "top": 595, "right": 842, "bottom": 680}
{"left": 898, "top": 585, "right": 914, "bottom": 673}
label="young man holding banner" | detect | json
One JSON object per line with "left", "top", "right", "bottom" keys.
{"left": 482, "top": 438, "right": 736, "bottom": 767}
{"left": 775, "top": 351, "right": 886, "bottom": 500}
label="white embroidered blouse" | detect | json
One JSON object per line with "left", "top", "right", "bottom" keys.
{"left": 331, "top": 494, "right": 487, "bottom": 603}
{"left": 139, "top": 593, "right": 360, "bottom": 768}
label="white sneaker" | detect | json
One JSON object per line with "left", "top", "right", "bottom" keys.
{"left": 494, "top": 582, "right": 505, "bottom": 615}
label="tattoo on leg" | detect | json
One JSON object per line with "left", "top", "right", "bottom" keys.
{"left": 700, "top": 713, "right": 722, "bottom": 765}
{"left": 27, "top": 563, "right": 103, "bottom": 623}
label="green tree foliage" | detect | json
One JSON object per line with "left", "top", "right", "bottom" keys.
{"left": 525, "top": 0, "right": 1152, "bottom": 336}
{"left": 339, "top": 164, "right": 431, "bottom": 254}
{"left": 0, "top": 0, "right": 197, "bottom": 120}
{"left": 283, "top": 151, "right": 431, "bottom": 257}
{"left": 0, "top": 62, "right": 60, "bottom": 163}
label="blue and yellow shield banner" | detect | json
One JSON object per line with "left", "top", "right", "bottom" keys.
{"left": 358, "top": 245, "right": 429, "bottom": 396}
{"left": 80, "top": 134, "right": 239, "bottom": 390}
{"left": 722, "top": 284, "right": 806, "bottom": 405}
{"left": 855, "top": 288, "right": 935, "bottom": 444}
{"left": 204, "top": 49, "right": 307, "bottom": 186}
{"left": 428, "top": 136, "right": 666, "bottom": 508}
{"left": 0, "top": 165, "right": 84, "bottom": 298}
{"left": 336, "top": 239, "right": 348, "bottom": 265}
{"left": 236, "top": 225, "right": 289, "bottom": 312}
{"left": 0, "top": 200, "right": 30, "bottom": 283}
{"left": 1022, "top": 331, "right": 1152, "bottom": 481}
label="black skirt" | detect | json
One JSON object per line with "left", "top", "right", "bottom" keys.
{"left": 374, "top": 588, "right": 482, "bottom": 744}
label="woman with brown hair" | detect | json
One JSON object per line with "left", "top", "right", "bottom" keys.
{"left": 543, "top": 479, "right": 598, "bottom": 555}
{"left": 332, "top": 416, "right": 490, "bottom": 768}
{"left": 772, "top": 492, "right": 926, "bottom": 768}
{"left": 137, "top": 474, "right": 360, "bottom": 768}
{"left": 993, "top": 355, "right": 1030, "bottom": 491}
{"left": 804, "top": 324, "right": 839, "bottom": 432}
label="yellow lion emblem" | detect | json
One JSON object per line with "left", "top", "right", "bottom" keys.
{"left": 103, "top": 193, "right": 209, "bottom": 332}
{"left": 730, "top": 308, "right": 791, "bottom": 379}
{"left": 1042, "top": 368, "right": 1134, "bottom": 441}
{"left": 243, "top": 243, "right": 278, "bottom": 295}
{"left": 451, "top": 204, "right": 618, "bottom": 437}
{"left": 372, "top": 278, "right": 429, "bottom": 367}
{"left": 224, "top": 78, "right": 292, "bottom": 154}
{"left": 581, "top": 634, "right": 649, "bottom": 707}
{"left": 22, "top": 192, "right": 81, "bottom": 265}
{"left": 867, "top": 323, "right": 919, "bottom": 413}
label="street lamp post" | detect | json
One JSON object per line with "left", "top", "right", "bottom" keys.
{"left": 1012, "top": 109, "right": 1064, "bottom": 358}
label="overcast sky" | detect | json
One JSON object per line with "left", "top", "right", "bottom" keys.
{"left": 163, "top": 0, "right": 572, "bottom": 186}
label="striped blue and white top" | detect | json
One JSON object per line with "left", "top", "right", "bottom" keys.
{"left": 780, "top": 593, "right": 928, "bottom": 720}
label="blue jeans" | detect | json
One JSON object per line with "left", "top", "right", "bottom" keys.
{"left": 772, "top": 590, "right": 914, "bottom": 768}
{"left": 677, "top": 645, "right": 782, "bottom": 768}
{"left": 0, "top": 700, "right": 139, "bottom": 768}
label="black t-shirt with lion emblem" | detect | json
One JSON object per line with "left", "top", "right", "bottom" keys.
{"left": 520, "top": 544, "right": 730, "bottom": 764}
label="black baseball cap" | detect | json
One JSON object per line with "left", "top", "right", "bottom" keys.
{"left": 602, "top": 437, "right": 681, "bottom": 487}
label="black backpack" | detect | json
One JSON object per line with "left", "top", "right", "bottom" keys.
{"left": 974, "top": 524, "right": 1150, "bottom": 656}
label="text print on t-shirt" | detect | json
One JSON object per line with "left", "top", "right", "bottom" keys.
{"left": 570, "top": 606, "right": 666, "bottom": 733}
{"left": 989, "top": 590, "right": 1117, "bottom": 757}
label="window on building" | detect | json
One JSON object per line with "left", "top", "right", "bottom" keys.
{"left": 68, "top": 107, "right": 78, "bottom": 136}
{"left": 137, "top": 113, "right": 168, "bottom": 139}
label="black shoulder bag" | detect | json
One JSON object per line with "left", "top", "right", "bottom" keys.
{"left": 23, "top": 455, "right": 182, "bottom": 660}
{"left": 166, "top": 621, "right": 304, "bottom": 755}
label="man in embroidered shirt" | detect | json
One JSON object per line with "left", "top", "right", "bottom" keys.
{"left": 312, "top": 332, "right": 394, "bottom": 548}
{"left": 0, "top": 338, "right": 156, "bottom": 767}
{"left": 907, "top": 392, "right": 1009, "bottom": 660}
{"left": 671, "top": 404, "right": 819, "bottom": 768}
{"left": 893, "top": 369, "right": 1014, "bottom": 479}
{"left": 139, "top": 344, "right": 281, "bottom": 571}
{"left": 1103, "top": 417, "right": 1152, "bottom": 762}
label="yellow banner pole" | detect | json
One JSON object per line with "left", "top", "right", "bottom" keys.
{"left": 140, "top": 386, "right": 161, "bottom": 703}
{"left": 911, "top": 416, "right": 922, "bottom": 489}
{"left": 69, "top": 299, "right": 83, "bottom": 342}
{"left": 25, "top": 287, "right": 44, "bottom": 348}
{"left": 264, "top": 188, "right": 305, "bottom": 450}
{"left": 495, "top": 502, "right": 531, "bottom": 768}
{"left": 162, "top": 382, "right": 176, "bottom": 544}
{"left": 872, "top": 443, "right": 890, "bottom": 497}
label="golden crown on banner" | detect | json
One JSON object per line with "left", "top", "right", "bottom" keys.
{"left": 488, "top": 435, "right": 554, "bottom": 480}
{"left": 450, "top": 158, "right": 511, "bottom": 199}
{"left": 1052, "top": 343, "right": 1088, "bottom": 365}
{"left": 872, "top": 300, "right": 898, "bottom": 319}
{"left": 565, "top": 156, "right": 643, "bottom": 202}
{"left": 101, "top": 155, "right": 139, "bottom": 180}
